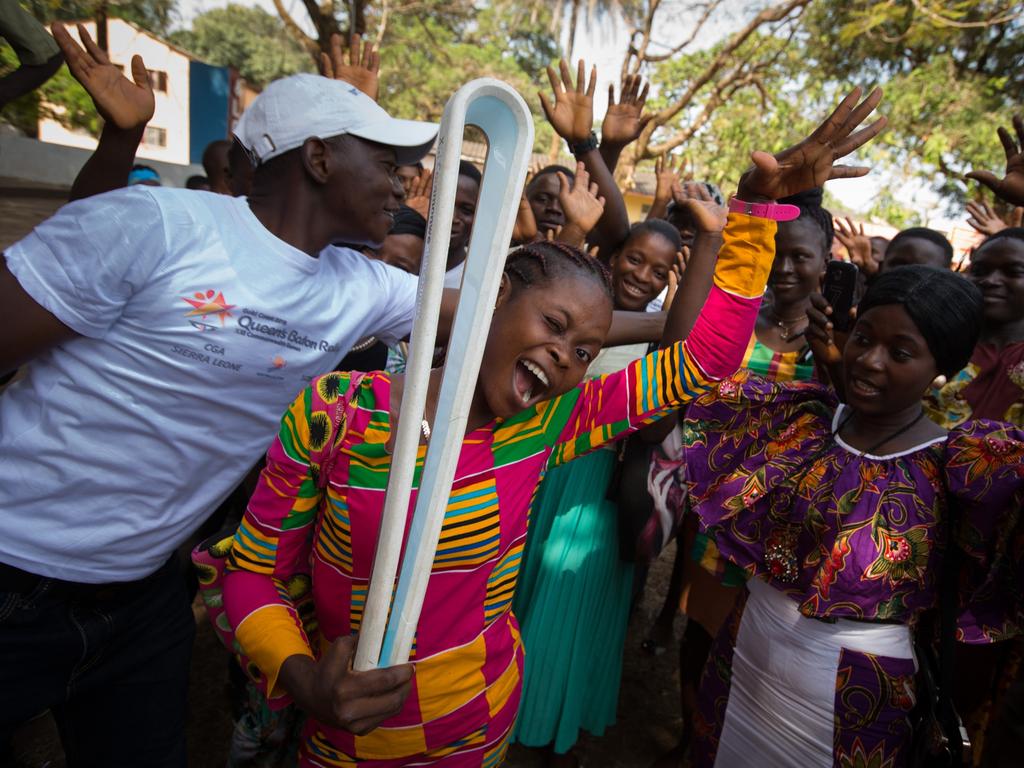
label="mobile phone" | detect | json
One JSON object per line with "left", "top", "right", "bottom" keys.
{"left": 822, "top": 260, "right": 859, "bottom": 333}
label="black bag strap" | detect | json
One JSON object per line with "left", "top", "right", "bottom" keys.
{"left": 937, "top": 463, "right": 967, "bottom": 764}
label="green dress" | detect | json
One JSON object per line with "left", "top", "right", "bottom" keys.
{"left": 512, "top": 343, "right": 647, "bottom": 753}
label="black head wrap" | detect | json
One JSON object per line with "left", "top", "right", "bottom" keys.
{"left": 857, "top": 265, "right": 982, "bottom": 376}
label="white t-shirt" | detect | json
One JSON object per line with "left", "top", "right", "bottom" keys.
{"left": 1, "top": 187, "right": 418, "bottom": 582}
{"left": 444, "top": 259, "right": 465, "bottom": 289}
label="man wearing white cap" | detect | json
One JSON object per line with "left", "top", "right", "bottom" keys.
{"left": 0, "top": 71, "right": 437, "bottom": 766}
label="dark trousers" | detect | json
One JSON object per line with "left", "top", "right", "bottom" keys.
{"left": 0, "top": 556, "right": 195, "bottom": 768}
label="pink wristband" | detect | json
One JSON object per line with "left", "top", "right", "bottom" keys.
{"left": 728, "top": 198, "right": 800, "bottom": 222}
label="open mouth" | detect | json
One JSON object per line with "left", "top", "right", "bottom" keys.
{"left": 619, "top": 280, "right": 649, "bottom": 301}
{"left": 848, "top": 375, "right": 882, "bottom": 398}
{"left": 513, "top": 358, "right": 550, "bottom": 406}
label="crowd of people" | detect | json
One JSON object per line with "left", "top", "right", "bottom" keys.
{"left": 1, "top": 17, "right": 1024, "bottom": 768}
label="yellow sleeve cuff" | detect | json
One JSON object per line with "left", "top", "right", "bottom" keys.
{"left": 713, "top": 212, "right": 777, "bottom": 299}
{"left": 235, "top": 604, "right": 315, "bottom": 698}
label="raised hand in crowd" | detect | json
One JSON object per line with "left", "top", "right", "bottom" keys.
{"left": 647, "top": 153, "right": 685, "bottom": 221}
{"left": 539, "top": 58, "right": 631, "bottom": 257}
{"left": 966, "top": 114, "right": 1024, "bottom": 207}
{"left": 405, "top": 168, "right": 433, "bottom": 220}
{"left": 52, "top": 22, "right": 154, "bottom": 131}
{"left": 53, "top": 21, "right": 156, "bottom": 201}
{"left": 554, "top": 161, "right": 606, "bottom": 248}
{"left": 834, "top": 216, "right": 878, "bottom": 276}
{"left": 737, "top": 86, "right": 886, "bottom": 202}
{"left": 539, "top": 58, "right": 596, "bottom": 145}
{"left": 512, "top": 171, "right": 538, "bottom": 244}
{"left": 965, "top": 199, "right": 1009, "bottom": 236}
{"left": 320, "top": 33, "right": 380, "bottom": 102}
{"left": 673, "top": 180, "right": 726, "bottom": 234}
{"left": 600, "top": 73, "right": 651, "bottom": 171}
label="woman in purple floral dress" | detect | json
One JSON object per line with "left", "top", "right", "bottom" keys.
{"left": 683, "top": 265, "right": 1024, "bottom": 767}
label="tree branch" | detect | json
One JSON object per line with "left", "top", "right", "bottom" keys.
{"left": 642, "top": 0, "right": 725, "bottom": 63}
{"left": 272, "top": 0, "right": 320, "bottom": 61}
{"left": 631, "top": 0, "right": 809, "bottom": 161}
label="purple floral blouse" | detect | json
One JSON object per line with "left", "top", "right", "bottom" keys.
{"left": 683, "top": 373, "right": 1024, "bottom": 643}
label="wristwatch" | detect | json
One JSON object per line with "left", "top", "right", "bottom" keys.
{"left": 570, "top": 131, "right": 599, "bottom": 157}
{"left": 728, "top": 197, "right": 800, "bottom": 222}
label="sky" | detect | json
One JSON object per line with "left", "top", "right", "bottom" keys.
{"left": 176, "top": 0, "right": 955, "bottom": 228}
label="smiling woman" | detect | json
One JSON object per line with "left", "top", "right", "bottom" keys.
{"left": 925, "top": 228, "right": 1024, "bottom": 428}
{"left": 218, "top": 86, "right": 892, "bottom": 767}
{"left": 682, "top": 265, "right": 1024, "bottom": 768}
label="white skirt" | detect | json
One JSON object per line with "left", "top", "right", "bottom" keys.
{"left": 713, "top": 579, "right": 915, "bottom": 768}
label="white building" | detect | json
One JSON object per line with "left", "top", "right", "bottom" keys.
{"left": 39, "top": 19, "right": 194, "bottom": 165}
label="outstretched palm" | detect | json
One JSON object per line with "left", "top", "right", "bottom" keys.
{"left": 967, "top": 115, "right": 1024, "bottom": 207}
{"left": 601, "top": 74, "right": 651, "bottom": 147}
{"left": 538, "top": 59, "right": 596, "bottom": 144}
{"left": 321, "top": 33, "right": 380, "bottom": 102}
{"left": 673, "top": 181, "right": 726, "bottom": 234}
{"left": 52, "top": 22, "right": 154, "bottom": 131}
{"left": 738, "top": 88, "right": 886, "bottom": 201}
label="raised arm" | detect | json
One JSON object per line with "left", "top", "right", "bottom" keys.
{"left": 52, "top": 22, "right": 154, "bottom": 201}
{"left": 539, "top": 59, "right": 631, "bottom": 254}
{"left": 546, "top": 87, "right": 887, "bottom": 462}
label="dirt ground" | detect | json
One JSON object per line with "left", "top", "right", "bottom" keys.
{"left": 9, "top": 543, "right": 685, "bottom": 768}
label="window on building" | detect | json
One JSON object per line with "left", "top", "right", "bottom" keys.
{"left": 143, "top": 126, "right": 167, "bottom": 147}
{"left": 148, "top": 70, "right": 168, "bottom": 92}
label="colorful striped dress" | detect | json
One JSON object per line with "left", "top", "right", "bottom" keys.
{"left": 221, "top": 213, "right": 776, "bottom": 766}
{"left": 740, "top": 335, "right": 814, "bottom": 382}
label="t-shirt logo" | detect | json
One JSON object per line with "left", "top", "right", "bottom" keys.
{"left": 183, "top": 290, "right": 236, "bottom": 332}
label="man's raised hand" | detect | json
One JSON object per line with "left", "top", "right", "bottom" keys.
{"left": 321, "top": 33, "right": 380, "bottom": 102}
{"left": 52, "top": 22, "right": 154, "bottom": 131}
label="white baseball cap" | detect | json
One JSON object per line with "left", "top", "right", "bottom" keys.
{"left": 234, "top": 73, "right": 438, "bottom": 165}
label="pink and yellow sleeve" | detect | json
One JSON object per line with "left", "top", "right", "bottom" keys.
{"left": 548, "top": 212, "right": 775, "bottom": 466}
{"left": 224, "top": 388, "right": 322, "bottom": 699}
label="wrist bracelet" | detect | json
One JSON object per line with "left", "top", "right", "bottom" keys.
{"left": 728, "top": 197, "right": 800, "bottom": 222}
{"left": 570, "top": 131, "right": 599, "bottom": 157}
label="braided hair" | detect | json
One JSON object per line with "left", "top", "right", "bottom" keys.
{"left": 778, "top": 187, "right": 834, "bottom": 252}
{"left": 858, "top": 265, "right": 982, "bottom": 376}
{"left": 505, "top": 241, "right": 613, "bottom": 300}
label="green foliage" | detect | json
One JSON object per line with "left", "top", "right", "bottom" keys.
{"left": 0, "top": 39, "right": 99, "bottom": 136}
{"left": 169, "top": 5, "right": 312, "bottom": 89}
{"left": 641, "top": 0, "right": 1022, "bottom": 214}
{"left": 1, "top": 1, "right": 178, "bottom": 135}
{"left": 648, "top": 30, "right": 822, "bottom": 194}
{"left": 801, "top": 0, "right": 1023, "bottom": 211}
{"left": 371, "top": 0, "right": 560, "bottom": 154}
{"left": 22, "top": 0, "right": 178, "bottom": 38}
